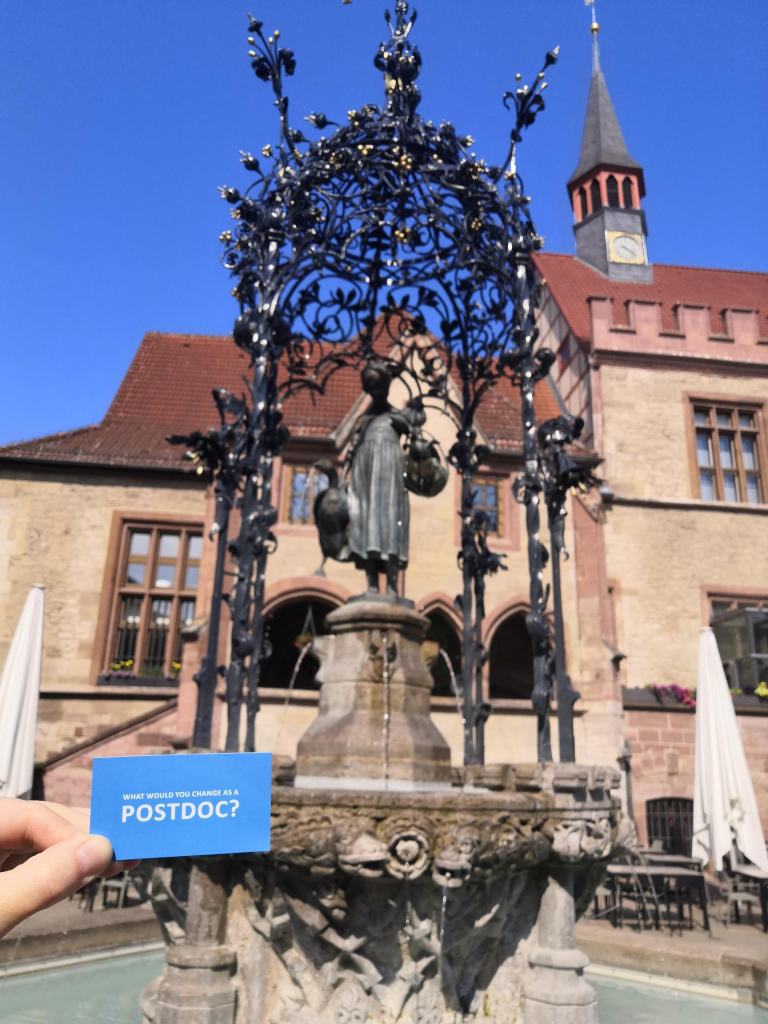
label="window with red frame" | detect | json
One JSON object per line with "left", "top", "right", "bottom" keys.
{"left": 693, "top": 403, "right": 763, "bottom": 504}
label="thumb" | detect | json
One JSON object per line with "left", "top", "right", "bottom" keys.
{"left": 0, "top": 834, "right": 113, "bottom": 939}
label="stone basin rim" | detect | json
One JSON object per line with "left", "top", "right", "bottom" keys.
{"left": 271, "top": 784, "right": 621, "bottom": 814}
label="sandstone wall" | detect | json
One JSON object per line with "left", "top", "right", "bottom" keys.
{"left": 623, "top": 704, "right": 768, "bottom": 842}
{"left": 0, "top": 467, "right": 206, "bottom": 690}
{"left": 599, "top": 363, "right": 768, "bottom": 501}
{"left": 0, "top": 466, "right": 206, "bottom": 759}
{"left": 43, "top": 701, "right": 179, "bottom": 807}
{"left": 598, "top": 364, "right": 768, "bottom": 693}
{"left": 36, "top": 695, "right": 174, "bottom": 765}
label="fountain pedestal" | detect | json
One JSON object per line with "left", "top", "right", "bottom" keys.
{"left": 524, "top": 869, "right": 599, "bottom": 1024}
{"left": 141, "top": 862, "right": 237, "bottom": 1024}
{"left": 295, "top": 601, "right": 452, "bottom": 790}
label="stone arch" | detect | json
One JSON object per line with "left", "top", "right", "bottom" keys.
{"left": 578, "top": 186, "right": 588, "bottom": 221}
{"left": 419, "top": 596, "right": 461, "bottom": 698}
{"left": 417, "top": 591, "right": 462, "bottom": 629}
{"left": 606, "top": 174, "right": 620, "bottom": 208}
{"left": 261, "top": 579, "right": 348, "bottom": 691}
{"left": 263, "top": 576, "right": 351, "bottom": 617}
{"left": 589, "top": 178, "right": 602, "bottom": 214}
{"left": 622, "top": 175, "right": 634, "bottom": 209}
{"left": 484, "top": 597, "right": 534, "bottom": 701}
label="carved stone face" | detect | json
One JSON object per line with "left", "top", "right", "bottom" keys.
{"left": 337, "top": 831, "right": 390, "bottom": 877}
{"left": 432, "top": 846, "right": 472, "bottom": 888}
{"left": 455, "top": 826, "right": 481, "bottom": 858}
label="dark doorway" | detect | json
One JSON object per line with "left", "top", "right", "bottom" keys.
{"left": 488, "top": 612, "right": 534, "bottom": 699}
{"left": 261, "top": 599, "right": 337, "bottom": 690}
{"left": 425, "top": 610, "right": 461, "bottom": 697}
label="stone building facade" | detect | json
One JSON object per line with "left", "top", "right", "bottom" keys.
{"left": 1, "top": 23, "right": 766, "bottom": 847}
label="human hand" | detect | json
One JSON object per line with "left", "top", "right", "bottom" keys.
{"left": 0, "top": 798, "right": 140, "bottom": 938}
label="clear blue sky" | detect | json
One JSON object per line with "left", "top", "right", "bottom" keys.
{"left": 1, "top": 0, "right": 766, "bottom": 447}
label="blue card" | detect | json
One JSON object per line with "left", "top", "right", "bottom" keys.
{"left": 89, "top": 753, "right": 272, "bottom": 860}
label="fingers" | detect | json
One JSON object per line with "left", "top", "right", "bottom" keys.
{"left": 0, "top": 834, "right": 113, "bottom": 938}
{"left": 0, "top": 798, "right": 84, "bottom": 853}
{"left": 100, "top": 857, "right": 141, "bottom": 880}
{"left": 0, "top": 800, "right": 142, "bottom": 937}
{"left": 41, "top": 802, "right": 91, "bottom": 833}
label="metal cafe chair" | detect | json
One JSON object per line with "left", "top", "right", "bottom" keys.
{"left": 719, "top": 847, "right": 765, "bottom": 928}
{"left": 718, "top": 871, "right": 761, "bottom": 927}
{"left": 99, "top": 870, "right": 134, "bottom": 909}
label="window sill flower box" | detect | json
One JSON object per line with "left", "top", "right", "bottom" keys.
{"left": 97, "top": 672, "right": 179, "bottom": 688}
{"left": 622, "top": 686, "right": 768, "bottom": 714}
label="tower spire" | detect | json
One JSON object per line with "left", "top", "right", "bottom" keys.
{"left": 568, "top": 3, "right": 642, "bottom": 191}
{"left": 568, "top": 1, "right": 652, "bottom": 282}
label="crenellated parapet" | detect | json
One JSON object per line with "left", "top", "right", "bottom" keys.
{"left": 589, "top": 295, "right": 768, "bottom": 369}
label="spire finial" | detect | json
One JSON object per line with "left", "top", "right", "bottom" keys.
{"left": 585, "top": 0, "right": 600, "bottom": 69}
{"left": 376, "top": 3, "right": 421, "bottom": 116}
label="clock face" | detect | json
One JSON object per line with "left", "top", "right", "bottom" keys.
{"left": 607, "top": 231, "right": 645, "bottom": 264}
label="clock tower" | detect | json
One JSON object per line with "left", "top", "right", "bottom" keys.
{"left": 568, "top": 11, "right": 652, "bottom": 283}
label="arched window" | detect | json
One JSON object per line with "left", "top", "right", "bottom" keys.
{"left": 488, "top": 611, "right": 534, "bottom": 700}
{"left": 578, "top": 187, "right": 588, "bottom": 220}
{"left": 606, "top": 175, "right": 619, "bottom": 208}
{"left": 590, "top": 178, "right": 602, "bottom": 214}
{"left": 622, "top": 176, "right": 634, "bottom": 208}
{"left": 425, "top": 610, "right": 461, "bottom": 698}
{"left": 261, "top": 598, "right": 338, "bottom": 690}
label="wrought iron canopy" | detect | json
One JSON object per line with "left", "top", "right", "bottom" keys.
{"left": 178, "top": 2, "right": 595, "bottom": 767}
{"left": 219, "top": 1, "right": 559, "bottom": 406}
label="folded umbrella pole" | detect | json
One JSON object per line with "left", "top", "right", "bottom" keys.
{"left": 0, "top": 585, "right": 45, "bottom": 800}
{"left": 693, "top": 627, "right": 768, "bottom": 872}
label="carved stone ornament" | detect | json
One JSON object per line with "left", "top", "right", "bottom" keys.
{"left": 142, "top": 768, "right": 622, "bottom": 1024}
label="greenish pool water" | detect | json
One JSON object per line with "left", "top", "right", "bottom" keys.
{"left": 590, "top": 975, "right": 767, "bottom": 1022}
{"left": 0, "top": 951, "right": 766, "bottom": 1022}
{"left": 0, "top": 951, "right": 163, "bottom": 1024}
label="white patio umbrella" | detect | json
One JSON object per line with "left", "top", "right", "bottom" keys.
{"left": 0, "top": 586, "right": 45, "bottom": 799}
{"left": 692, "top": 626, "right": 768, "bottom": 872}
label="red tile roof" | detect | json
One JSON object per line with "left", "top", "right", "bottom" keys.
{"left": 0, "top": 332, "right": 561, "bottom": 470}
{"left": 535, "top": 253, "right": 768, "bottom": 343}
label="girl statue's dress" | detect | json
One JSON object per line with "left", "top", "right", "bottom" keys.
{"left": 347, "top": 405, "right": 417, "bottom": 572}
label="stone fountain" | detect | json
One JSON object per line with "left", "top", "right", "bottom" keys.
{"left": 139, "top": 596, "right": 628, "bottom": 1024}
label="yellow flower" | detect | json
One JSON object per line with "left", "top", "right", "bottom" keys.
{"left": 755, "top": 681, "right": 768, "bottom": 699}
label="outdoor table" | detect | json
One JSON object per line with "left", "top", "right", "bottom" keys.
{"left": 638, "top": 853, "right": 704, "bottom": 870}
{"left": 607, "top": 864, "right": 710, "bottom": 933}
{"left": 733, "top": 865, "right": 768, "bottom": 932}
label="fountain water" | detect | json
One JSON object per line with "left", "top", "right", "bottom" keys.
{"left": 438, "top": 883, "right": 449, "bottom": 985}
{"left": 438, "top": 646, "right": 466, "bottom": 729}
{"left": 274, "top": 642, "right": 313, "bottom": 747}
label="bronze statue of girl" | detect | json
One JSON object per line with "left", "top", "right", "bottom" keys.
{"left": 314, "top": 362, "right": 447, "bottom": 601}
